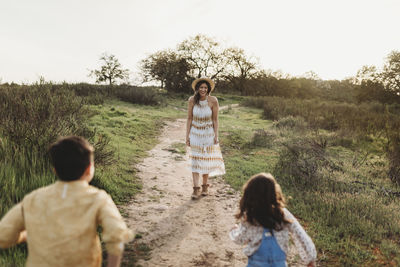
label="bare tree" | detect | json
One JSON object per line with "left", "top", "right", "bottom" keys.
{"left": 89, "top": 53, "right": 130, "bottom": 85}
{"left": 222, "top": 47, "right": 260, "bottom": 94}
{"left": 177, "top": 34, "right": 230, "bottom": 79}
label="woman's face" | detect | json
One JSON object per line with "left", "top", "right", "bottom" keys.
{"left": 198, "top": 83, "right": 209, "bottom": 97}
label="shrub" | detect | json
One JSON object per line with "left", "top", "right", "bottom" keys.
{"left": 274, "top": 138, "right": 340, "bottom": 189}
{"left": 222, "top": 131, "right": 247, "bottom": 151}
{"left": 388, "top": 132, "right": 400, "bottom": 185}
{"left": 0, "top": 83, "right": 87, "bottom": 149}
{"left": 113, "top": 85, "right": 162, "bottom": 106}
{"left": 242, "top": 97, "right": 268, "bottom": 109}
{"left": 273, "top": 116, "right": 307, "bottom": 131}
{"left": 0, "top": 83, "right": 115, "bottom": 167}
{"left": 247, "top": 129, "right": 274, "bottom": 148}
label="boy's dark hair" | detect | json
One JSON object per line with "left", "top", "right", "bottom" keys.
{"left": 236, "top": 173, "right": 292, "bottom": 230}
{"left": 49, "top": 136, "right": 94, "bottom": 181}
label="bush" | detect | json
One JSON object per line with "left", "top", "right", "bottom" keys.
{"left": 113, "top": 85, "right": 163, "bottom": 106}
{"left": 274, "top": 138, "right": 340, "bottom": 189}
{"left": 222, "top": 131, "right": 247, "bottom": 151}
{"left": 242, "top": 97, "right": 268, "bottom": 109}
{"left": 247, "top": 129, "right": 274, "bottom": 148}
{"left": 388, "top": 132, "right": 400, "bottom": 185}
{"left": 273, "top": 116, "right": 307, "bottom": 131}
{"left": 0, "top": 82, "right": 115, "bottom": 169}
{"left": 0, "top": 83, "right": 87, "bottom": 149}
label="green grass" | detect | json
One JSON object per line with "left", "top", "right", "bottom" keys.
{"left": 87, "top": 99, "right": 184, "bottom": 203}
{"left": 218, "top": 105, "right": 400, "bottom": 266}
{"left": 3, "top": 91, "right": 399, "bottom": 266}
{"left": 0, "top": 97, "right": 185, "bottom": 266}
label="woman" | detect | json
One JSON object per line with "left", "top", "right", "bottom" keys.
{"left": 186, "top": 77, "right": 226, "bottom": 199}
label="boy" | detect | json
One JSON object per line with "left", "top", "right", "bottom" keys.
{"left": 0, "top": 136, "right": 133, "bottom": 267}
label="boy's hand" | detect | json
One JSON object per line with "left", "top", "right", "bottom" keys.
{"left": 107, "top": 254, "right": 122, "bottom": 267}
{"left": 17, "top": 230, "right": 27, "bottom": 244}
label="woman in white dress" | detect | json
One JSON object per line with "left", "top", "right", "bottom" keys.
{"left": 186, "top": 77, "right": 226, "bottom": 199}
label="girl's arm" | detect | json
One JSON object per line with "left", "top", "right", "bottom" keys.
{"left": 186, "top": 97, "right": 194, "bottom": 146}
{"left": 285, "top": 209, "right": 317, "bottom": 265}
{"left": 211, "top": 97, "right": 219, "bottom": 144}
{"left": 229, "top": 222, "right": 252, "bottom": 245}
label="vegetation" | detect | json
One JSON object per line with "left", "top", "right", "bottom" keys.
{"left": 0, "top": 82, "right": 184, "bottom": 266}
{"left": 218, "top": 99, "right": 400, "bottom": 266}
{"left": 1, "top": 34, "right": 399, "bottom": 266}
{"left": 89, "top": 53, "right": 130, "bottom": 85}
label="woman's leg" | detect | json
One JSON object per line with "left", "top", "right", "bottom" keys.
{"left": 202, "top": 174, "right": 209, "bottom": 185}
{"left": 192, "top": 172, "right": 200, "bottom": 187}
{"left": 192, "top": 172, "right": 201, "bottom": 199}
{"left": 201, "top": 174, "right": 209, "bottom": 196}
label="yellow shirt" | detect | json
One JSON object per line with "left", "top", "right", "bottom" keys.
{"left": 0, "top": 180, "right": 134, "bottom": 267}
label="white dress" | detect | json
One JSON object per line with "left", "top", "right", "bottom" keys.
{"left": 188, "top": 97, "right": 226, "bottom": 176}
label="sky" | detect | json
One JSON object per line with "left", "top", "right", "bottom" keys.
{"left": 0, "top": 0, "right": 399, "bottom": 84}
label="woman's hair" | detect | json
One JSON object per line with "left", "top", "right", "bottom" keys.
{"left": 193, "top": 80, "right": 212, "bottom": 105}
{"left": 236, "top": 173, "right": 291, "bottom": 230}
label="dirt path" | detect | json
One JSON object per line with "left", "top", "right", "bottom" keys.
{"left": 124, "top": 115, "right": 301, "bottom": 267}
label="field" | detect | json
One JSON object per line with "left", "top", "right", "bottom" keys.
{"left": 1, "top": 83, "right": 400, "bottom": 266}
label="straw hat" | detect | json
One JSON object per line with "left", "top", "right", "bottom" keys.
{"left": 191, "top": 77, "right": 215, "bottom": 92}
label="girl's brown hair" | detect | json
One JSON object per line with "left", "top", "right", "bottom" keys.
{"left": 236, "top": 173, "right": 291, "bottom": 230}
{"left": 194, "top": 80, "right": 211, "bottom": 105}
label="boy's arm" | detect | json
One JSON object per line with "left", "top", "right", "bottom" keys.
{"left": 97, "top": 192, "right": 134, "bottom": 261}
{"left": 0, "top": 203, "right": 25, "bottom": 248}
{"left": 106, "top": 254, "right": 122, "bottom": 267}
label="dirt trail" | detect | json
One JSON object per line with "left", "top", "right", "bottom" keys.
{"left": 125, "top": 114, "right": 301, "bottom": 266}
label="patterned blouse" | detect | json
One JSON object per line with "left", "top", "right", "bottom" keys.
{"left": 0, "top": 180, "right": 134, "bottom": 267}
{"left": 229, "top": 208, "right": 317, "bottom": 265}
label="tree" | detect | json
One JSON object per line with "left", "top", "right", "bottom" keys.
{"left": 222, "top": 47, "right": 260, "bottom": 95}
{"left": 89, "top": 53, "right": 129, "bottom": 85}
{"left": 382, "top": 50, "right": 400, "bottom": 94}
{"left": 140, "top": 50, "right": 191, "bottom": 92}
{"left": 354, "top": 65, "right": 379, "bottom": 85}
{"left": 177, "top": 34, "right": 230, "bottom": 79}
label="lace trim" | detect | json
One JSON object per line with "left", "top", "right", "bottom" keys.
{"left": 191, "top": 124, "right": 213, "bottom": 130}
{"left": 193, "top": 116, "right": 212, "bottom": 123}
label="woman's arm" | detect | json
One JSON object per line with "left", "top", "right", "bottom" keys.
{"left": 211, "top": 97, "right": 219, "bottom": 144}
{"left": 186, "top": 97, "right": 194, "bottom": 147}
{"left": 285, "top": 209, "right": 317, "bottom": 265}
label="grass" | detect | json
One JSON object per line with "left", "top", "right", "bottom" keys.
{"left": 4, "top": 90, "right": 398, "bottom": 266}
{"left": 87, "top": 98, "right": 185, "bottom": 204}
{"left": 0, "top": 96, "right": 185, "bottom": 266}
{"left": 218, "top": 106, "right": 400, "bottom": 266}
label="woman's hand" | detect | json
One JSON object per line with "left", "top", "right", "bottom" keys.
{"left": 186, "top": 137, "right": 190, "bottom": 147}
{"left": 214, "top": 136, "right": 219, "bottom": 144}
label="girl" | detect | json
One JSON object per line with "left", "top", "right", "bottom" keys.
{"left": 186, "top": 77, "right": 226, "bottom": 199}
{"left": 230, "top": 173, "right": 316, "bottom": 267}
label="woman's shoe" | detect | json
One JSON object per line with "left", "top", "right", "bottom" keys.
{"left": 201, "top": 184, "right": 209, "bottom": 196}
{"left": 191, "top": 187, "right": 201, "bottom": 199}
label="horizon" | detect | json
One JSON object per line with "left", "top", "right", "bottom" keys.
{"left": 1, "top": 0, "right": 399, "bottom": 84}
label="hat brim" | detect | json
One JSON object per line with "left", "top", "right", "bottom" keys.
{"left": 191, "top": 77, "right": 215, "bottom": 92}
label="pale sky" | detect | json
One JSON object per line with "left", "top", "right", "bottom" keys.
{"left": 0, "top": 0, "right": 399, "bottom": 83}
